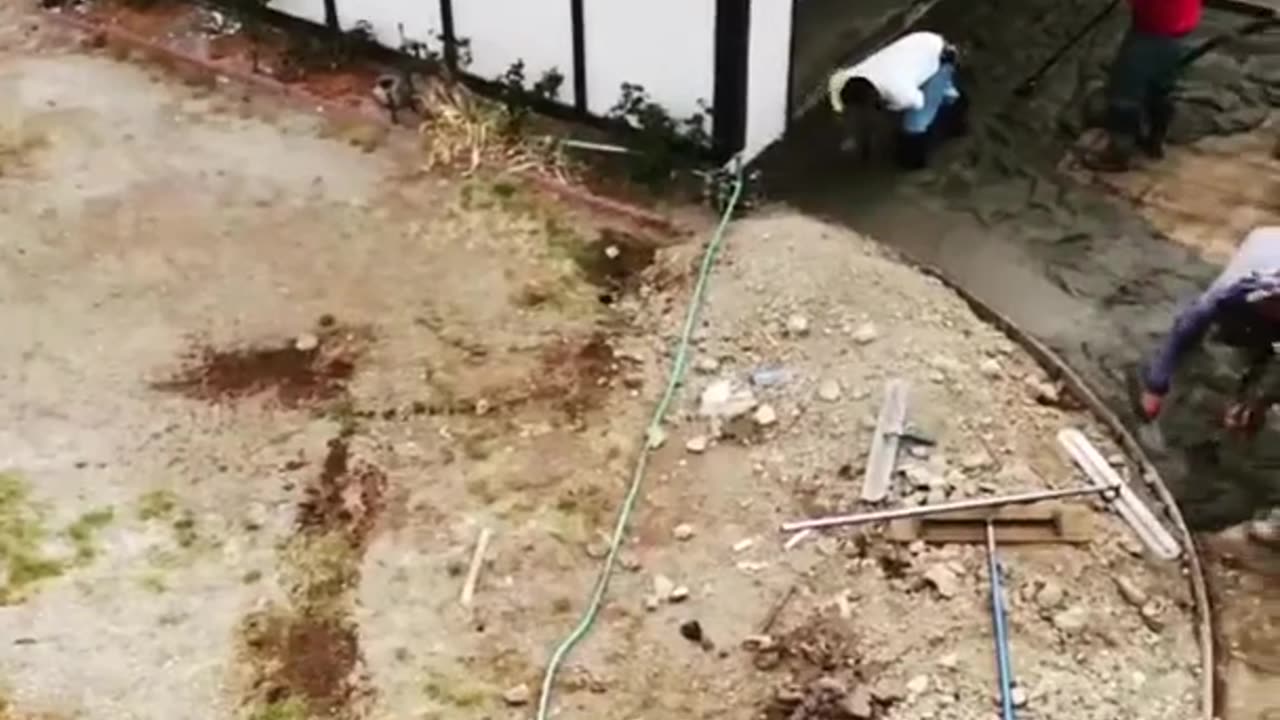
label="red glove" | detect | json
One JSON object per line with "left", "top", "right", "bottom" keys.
{"left": 1140, "top": 391, "right": 1164, "bottom": 420}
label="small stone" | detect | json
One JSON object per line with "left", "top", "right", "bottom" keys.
{"left": 294, "top": 333, "right": 320, "bottom": 352}
{"left": 1114, "top": 576, "right": 1148, "bottom": 607}
{"left": 1052, "top": 606, "right": 1088, "bottom": 633}
{"left": 843, "top": 687, "right": 874, "bottom": 719}
{"left": 653, "top": 574, "right": 675, "bottom": 599}
{"left": 814, "top": 675, "right": 847, "bottom": 695}
{"left": 502, "top": 684, "right": 531, "bottom": 706}
{"left": 906, "top": 674, "right": 931, "bottom": 695}
{"left": 960, "top": 450, "right": 992, "bottom": 471}
{"left": 775, "top": 684, "right": 804, "bottom": 705}
{"left": 733, "top": 538, "right": 756, "bottom": 553}
{"left": 1036, "top": 582, "right": 1065, "bottom": 610}
{"left": 604, "top": 244, "right": 621, "bottom": 259}
{"left": 851, "top": 322, "right": 879, "bottom": 344}
{"left": 923, "top": 565, "right": 960, "bottom": 599}
{"left": 1025, "top": 375, "right": 1060, "bottom": 404}
{"left": 685, "top": 435, "right": 709, "bottom": 454}
{"left": 679, "top": 620, "right": 704, "bottom": 643}
{"left": 1010, "top": 686, "right": 1029, "bottom": 708}
{"left": 669, "top": 585, "right": 690, "bottom": 603}
{"left": 644, "top": 595, "right": 660, "bottom": 611}
{"left": 699, "top": 379, "right": 757, "bottom": 420}
{"left": 584, "top": 540, "right": 610, "bottom": 559}
{"left": 937, "top": 653, "right": 959, "bottom": 669}
{"left": 979, "top": 358, "right": 1003, "bottom": 378}
{"left": 753, "top": 404, "right": 778, "bottom": 427}
{"left": 817, "top": 379, "right": 843, "bottom": 402}
{"left": 786, "top": 314, "right": 810, "bottom": 336}
{"left": 1140, "top": 601, "right": 1166, "bottom": 632}
{"left": 742, "top": 634, "right": 775, "bottom": 651}
{"left": 673, "top": 523, "right": 696, "bottom": 541}
{"left": 694, "top": 356, "right": 720, "bottom": 374}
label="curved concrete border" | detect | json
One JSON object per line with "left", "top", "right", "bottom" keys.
{"left": 41, "top": 9, "right": 690, "bottom": 237}
{"left": 915, "top": 264, "right": 1217, "bottom": 720}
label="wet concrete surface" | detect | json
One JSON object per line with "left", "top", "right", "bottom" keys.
{"left": 762, "top": 0, "right": 1280, "bottom": 531}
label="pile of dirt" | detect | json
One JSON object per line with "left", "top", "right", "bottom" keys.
{"left": 296, "top": 436, "right": 388, "bottom": 551}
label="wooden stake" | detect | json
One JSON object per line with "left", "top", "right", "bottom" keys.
{"left": 459, "top": 527, "right": 492, "bottom": 607}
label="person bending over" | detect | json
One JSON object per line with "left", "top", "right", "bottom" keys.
{"left": 829, "top": 31, "right": 966, "bottom": 169}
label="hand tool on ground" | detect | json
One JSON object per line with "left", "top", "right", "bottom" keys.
{"left": 1057, "top": 428, "right": 1182, "bottom": 559}
{"left": 1014, "top": 0, "right": 1121, "bottom": 97}
{"left": 986, "top": 519, "right": 1019, "bottom": 720}
{"left": 885, "top": 500, "right": 1093, "bottom": 544}
{"left": 862, "top": 378, "right": 910, "bottom": 502}
{"left": 781, "top": 483, "right": 1120, "bottom": 533}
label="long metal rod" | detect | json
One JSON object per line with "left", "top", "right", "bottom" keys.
{"left": 987, "top": 520, "right": 1018, "bottom": 720}
{"left": 780, "top": 484, "right": 1118, "bottom": 533}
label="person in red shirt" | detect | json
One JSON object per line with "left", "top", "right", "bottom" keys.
{"left": 1085, "top": 0, "right": 1202, "bottom": 171}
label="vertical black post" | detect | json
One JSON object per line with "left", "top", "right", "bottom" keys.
{"left": 570, "top": 0, "right": 588, "bottom": 113}
{"left": 439, "top": 0, "right": 458, "bottom": 71}
{"left": 323, "top": 0, "right": 338, "bottom": 30}
{"left": 713, "top": 0, "right": 752, "bottom": 159}
{"left": 784, "top": 0, "right": 798, "bottom": 125}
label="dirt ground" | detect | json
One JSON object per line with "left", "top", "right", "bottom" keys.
{"left": 0, "top": 3, "right": 1213, "bottom": 720}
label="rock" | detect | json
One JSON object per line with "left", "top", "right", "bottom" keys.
{"left": 733, "top": 538, "right": 756, "bottom": 553}
{"left": 643, "top": 595, "right": 660, "bottom": 611}
{"left": 685, "top": 435, "right": 709, "bottom": 454}
{"left": 502, "top": 683, "right": 531, "bottom": 706}
{"left": 584, "top": 540, "right": 610, "bottom": 559}
{"left": 925, "top": 488, "right": 948, "bottom": 506}
{"left": 1114, "top": 576, "right": 1148, "bottom": 607}
{"left": 1140, "top": 601, "right": 1166, "bottom": 632}
{"left": 741, "top": 634, "right": 775, "bottom": 651}
{"left": 937, "top": 653, "right": 959, "bottom": 669}
{"left": 653, "top": 574, "right": 675, "bottom": 601}
{"left": 929, "top": 354, "right": 965, "bottom": 375}
{"left": 679, "top": 620, "right": 704, "bottom": 643}
{"left": 694, "top": 356, "right": 720, "bottom": 374}
{"left": 753, "top": 404, "right": 778, "bottom": 427}
{"left": 785, "top": 314, "right": 810, "bottom": 336}
{"left": 852, "top": 322, "right": 880, "bottom": 344}
{"left": 843, "top": 687, "right": 874, "bottom": 719}
{"left": 979, "top": 358, "right": 1003, "bottom": 378}
{"left": 1036, "top": 582, "right": 1065, "bottom": 610}
{"left": 923, "top": 565, "right": 960, "bottom": 599}
{"left": 673, "top": 523, "right": 696, "bottom": 541}
{"left": 960, "top": 451, "right": 993, "bottom": 471}
{"left": 669, "top": 585, "right": 690, "bottom": 603}
{"left": 699, "top": 379, "right": 757, "bottom": 420}
{"left": 1052, "top": 606, "right": 1088, "bottom": 633}
{"left": 775, "top": 684, "right": 805, "bottom": 706}
{"left": 1025, "top": 375, "right": 1060, "bottom": 404}
{"left": 294, "top": 333, "right": 320, "bottom": 352}
{"left": 1010, "top": 685, "right": 1029, "bottom": 708}
{"left": 814, "top": 675, "right": 847, "bottom": 695}
{"left": 817, "top": 378, "right": 843, "bottom": 402}
{"left": 906, "top": 674, "right": 931, "bottom": 695}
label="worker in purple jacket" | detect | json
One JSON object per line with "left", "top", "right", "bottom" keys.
{"left": 1140, "top": 227, "right": 1280, "bottom": 433}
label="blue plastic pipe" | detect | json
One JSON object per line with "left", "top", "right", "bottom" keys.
{"left": 986, "top": 519, "right": 1018, "bottom": 720}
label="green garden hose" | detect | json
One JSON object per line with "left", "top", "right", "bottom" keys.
{"left": 534, "top": 161, "right": 746, "bottom": 720}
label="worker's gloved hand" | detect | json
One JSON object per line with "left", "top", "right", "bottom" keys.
{"left": 1139, "top": 390, "right": 1164, "bottom": 420}
{"left": 1224, "top": 401, "right": 1266, "bottom": 435}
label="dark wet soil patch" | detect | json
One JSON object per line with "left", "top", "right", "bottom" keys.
{"left": 533, "top": 331, "right": 621, "bottom": 418}
{"left": 242, "top": 611, "right": 361, "bottom": 718}
{"left": 571, "top": 228, "right": 658, "bottom": 301}
{"left": 296, "top": 437, "right": 388, "bottom": 550}
{"left": 153, "top": 325, "right": 368, "bottom": 409}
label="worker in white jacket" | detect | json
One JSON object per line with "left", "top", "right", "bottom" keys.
{"left": 829, "top": 31, "right": 966, "bottom": 169}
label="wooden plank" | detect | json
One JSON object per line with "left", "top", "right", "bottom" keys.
{"left": 862, "top": 378, "right": 909, "bottom": 502}
{"left": 886, "top": 502, "right": 1093, "bottom": 544}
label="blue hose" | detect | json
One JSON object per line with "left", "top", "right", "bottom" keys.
{"left": 986, "top": 519, "right": 1018, "bottom": 720}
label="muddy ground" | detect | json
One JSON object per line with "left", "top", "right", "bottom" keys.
{"left": 0, "top": 2, "right": 1215, "bottom": 719}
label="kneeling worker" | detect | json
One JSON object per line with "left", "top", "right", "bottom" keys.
{"left": 828, "top": 31, "right": 966, "bottom": 170}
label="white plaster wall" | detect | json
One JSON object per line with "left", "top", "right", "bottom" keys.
{"left": 743, "top": 0, "right": 794, "bottom": 161}
{"left": 332, "top": 0, "right": 445, "bottom": 54}
{"left": 267, "top": 0, "right": 327, "bottom": 27}
{"left": 583, "top": 1, "right": 716, "bottom": 122}
{"left": 453, "top": 0, "right": 577, "bottom": 106}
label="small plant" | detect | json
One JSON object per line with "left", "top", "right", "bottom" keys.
{"left": 65, "top": 507, "right": 114, "bottom": 563}
{"left": 137, "top": 489, "right": 178, "bottom": 521}
{"left": 496, "top": 60, "right": 564, "bottom": 137}
{"left": 608, "top": 84, "right": 712, "bottom": 188}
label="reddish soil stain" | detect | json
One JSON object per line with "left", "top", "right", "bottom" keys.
{"left": 533, "top": 332, "right": 619, "bottom": 418}
{"left": 243, "top": 611, "right": 361, "bottom": 717}
{"left": 152, "top": 330, "right": 364, "bottom": 409}
{"left": 296, "top": 437, "right": 388, "bottom": 550}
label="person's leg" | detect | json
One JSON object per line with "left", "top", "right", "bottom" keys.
{"left": 896, "top": 130, "right": 929, "bottom": 170}
{"left": 1140, "top": 34, "right": 1189, "bottom": 159}
{"left": 1085, "top": 27, "right": 1147, "bottom": 171}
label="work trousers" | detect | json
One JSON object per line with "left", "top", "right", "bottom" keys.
{"left": 1105, "top": 26, "right": 1188, "bottom": 144}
